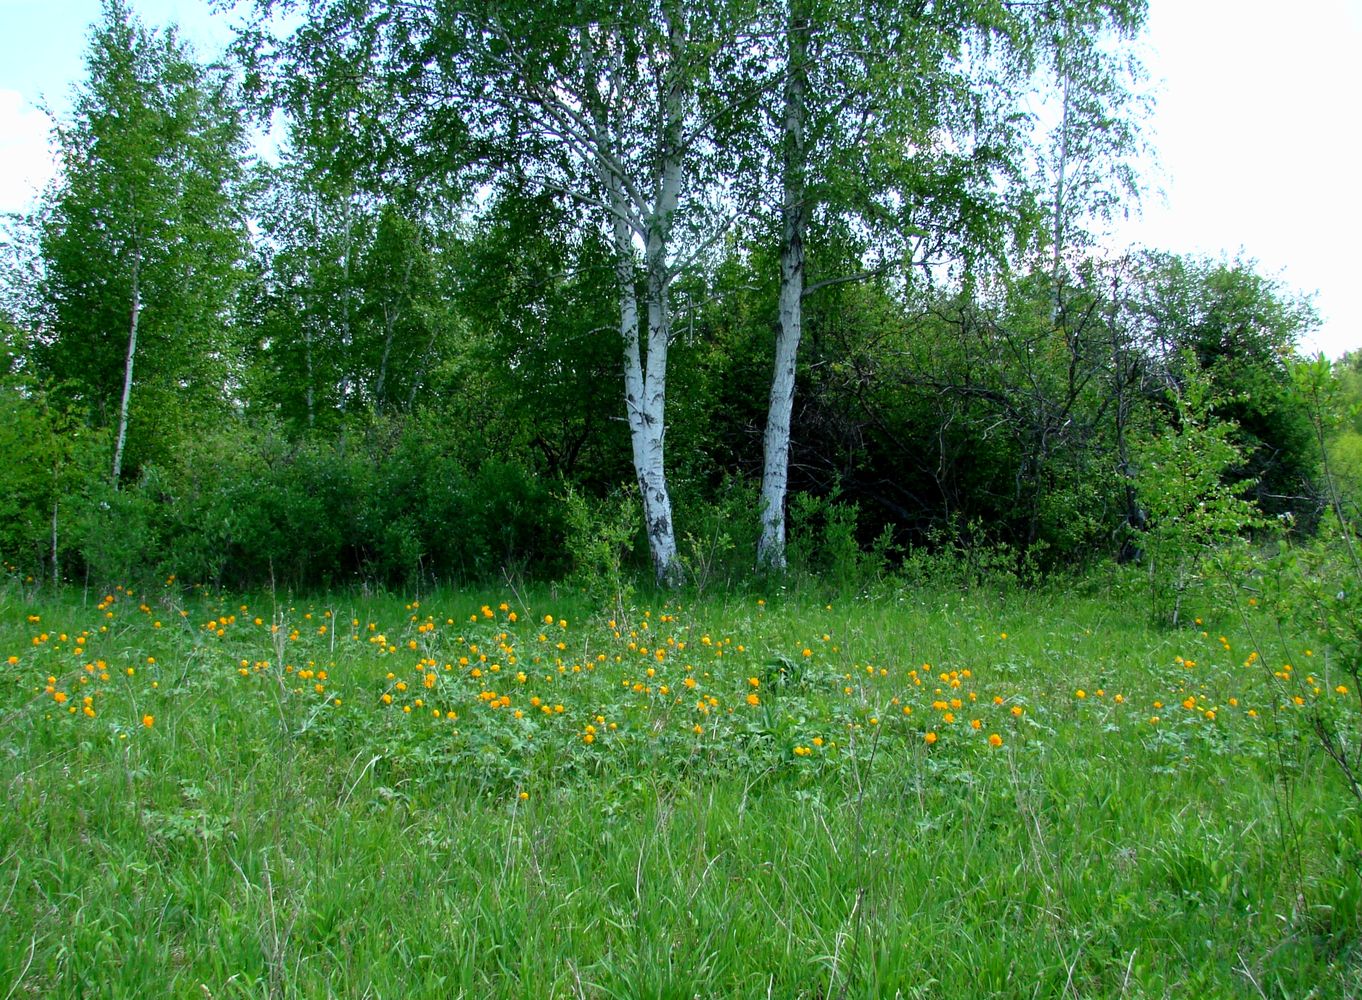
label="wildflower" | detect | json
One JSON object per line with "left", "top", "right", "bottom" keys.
{"left": 924, "top": 732, "right": 938, "bottom": 745}
{"left": 142, "top": 714, "right": 154, "bottom": 728}
{"left": 1075, "top": 689, "right": 1086, "bottom": 699}
{"left": 746, "top": 693, "right": 760, "bottom": 706}
{"left": 988, "top": 733, "right": 1003, "bottom": 748}
{"left": 1010, "top": 705, "right": 1023, "bottom": 717}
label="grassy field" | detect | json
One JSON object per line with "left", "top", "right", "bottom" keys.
{"left": 1, "top": 572, "right": 1359, "bottom": 998}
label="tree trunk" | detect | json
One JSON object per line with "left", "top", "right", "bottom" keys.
{"left": 50, "top": 494, "right": 59, "bottom": 589}
{"left": 375, "top": 303, "right": 395, "bottom": 412}
{"left": 610, "top": 175, "right": 681, "bottom": 587}
{"left": 637, "top": 227, "right": 680, "bottom": 586}
{"left": 111, "top": 253, "right": 141, "bottom": 485}
{"left": 338, "top": 191, "right": 355, "bottom": 414}
{"left": 757, "top": 2, "right": 809, "bottom": 572}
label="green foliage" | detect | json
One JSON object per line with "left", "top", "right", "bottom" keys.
{"left": 1129, "top": 252, "right": 1322, "bottom": 523}
{"left": 43, "top": 415, "right": 570, "bottom": 589}
{"left": 1225, "top": 357, "right": 1362, "bottom": 803}
{"left": 0, "top": 387, "right": 103, "bottom": 581}
{"left": 1133, "top": 363, "right": 1261, "bottom": 625}
{"left": 785, "top": 488, "right": 895, "bottom": 590}
{"left": 34, "top": 0, "right": 251, "bottom": 473}
{"left": 562, "top": 485, "right": 638, "bottom": 616}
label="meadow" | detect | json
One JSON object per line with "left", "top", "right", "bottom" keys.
{"left": 1, "top": 572, "right": 1359, "bottom": 998}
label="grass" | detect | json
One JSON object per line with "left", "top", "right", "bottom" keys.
{"left": 1, "top": 572, "right": 1359, "bottom": 998}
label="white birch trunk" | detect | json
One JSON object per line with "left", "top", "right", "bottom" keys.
{"left": 586, "top": 15, "right": 686, "bottom": 586}
{"left": 757, "top": 5, "right": 809, "bottom": 572}
{"left": 111, "top": 253, "right": 141, "bottom": 485}
{"left": 608, "top": 170, "right": 681, "bottom": 586}
{"left": 375, "top": 303, "right": 395, "bottom": 411}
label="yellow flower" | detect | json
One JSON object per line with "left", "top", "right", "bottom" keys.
{"left": 746, "top": 693, "right": 760, "bottom": 706}
{"left": 988, "top": 733, "right": 1002, "bottom": 748}
{"left": 1075, "top": 689, "right": 1086, "bottom": 699}
{"left": 924, "top": 731, "right": 938, "bottom": 745}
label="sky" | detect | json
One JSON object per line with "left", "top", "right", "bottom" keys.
{"left": 2, "top": 0, "right": 1359, "bottom": 358}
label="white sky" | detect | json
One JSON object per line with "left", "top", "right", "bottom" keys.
{"left": 2, "top": 0, "right": 1359, "bottom": 357}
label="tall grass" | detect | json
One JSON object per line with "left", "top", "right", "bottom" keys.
{"left": 0, "top": 574, "right": 1357, "bottom": 997}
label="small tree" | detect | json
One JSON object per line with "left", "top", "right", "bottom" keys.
{"left": 36, "top": 0, "right": 250, "bottom": 483}
{"left": 1134, "top": 361, "right": 1260, "bottom": 625}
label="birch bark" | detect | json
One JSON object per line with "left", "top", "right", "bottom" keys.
{"left": 757, "top": 3, "right": 809, "bottom": 572}
{"left": 111, "top": 250, "right": 141, "bottom": 485}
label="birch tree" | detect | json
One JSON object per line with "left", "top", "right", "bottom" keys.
{"left": 448, "top": 2, "right": 764, "bottom": 583}
{"left": 754, "top": 0, "right": 1149, "bottom": 570}
{"left": 38, "top": 0, "right": 249, "bottom": 483}
{"left": 237, "top": 0, "right": 758, "bottom": 583}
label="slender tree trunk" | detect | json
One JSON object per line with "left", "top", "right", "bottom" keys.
{"left": 758, "top": 2, "right": 809, "bottom": 572}
{"left": 112, "top": 253, "right": 141, "bottom": 485}
{"left": 407, "top": 327, "right": 438, "bottom": 412}
{"left": 1052, "top": 62, "right": 1071, "bottom": 320}
{"left": 375, "top": 303, "right": 395, "bottom": 412}
{"left": 303, "top": 321, "right": 316, "bottom": 427}
{"left": 50, "top": 494, "right": 59, "bottom": 589}
{"left": 338, "top": 191, "right": 355, "bottom": 414}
